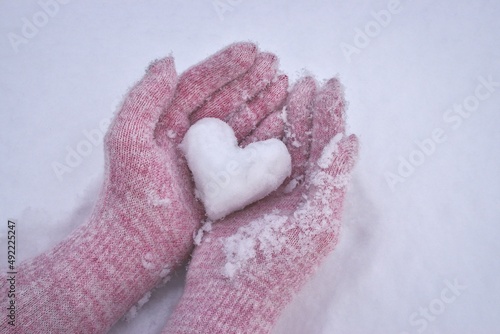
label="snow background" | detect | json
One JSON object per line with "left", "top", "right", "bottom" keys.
{"left": 1, "top": 0, "right": 499, "bottom": 333}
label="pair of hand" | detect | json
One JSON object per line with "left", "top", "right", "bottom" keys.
{"left": 0, "top": 42, "right": 357, "bottom": 334}
{"left": 105, "top": 41, "right": 358, "bottom": 279}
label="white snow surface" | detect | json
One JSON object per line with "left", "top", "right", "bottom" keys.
{"left": 180, "top": 117, "right": 291, "bottom": 220}
{"left": 1, "top": 1, "right": 500, "bottom": 333}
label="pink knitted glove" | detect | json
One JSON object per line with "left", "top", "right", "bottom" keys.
{"left": 0, "top": 43, "right": 288, "bottom": 333}
{"left": 163, "top": 77, "right": 359, "bottom": 334}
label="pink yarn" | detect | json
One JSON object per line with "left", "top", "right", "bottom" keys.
{"left": 163, "top": 77, "right": 359, "bottom": 334}
{"left": 0, "top": 42, "right": 288, "bottom": 334}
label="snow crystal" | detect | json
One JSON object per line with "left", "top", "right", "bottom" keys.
{"left": 281, "top": 106, "right": 293, "bottom": 141}
{"left": 193, "top": 221, "right": 212, "bottom": 245}
{"left": 146, "top": 188, "right": 171, "bottom": 207}
{"left": 166, "top": 129, "right": 177, "bottom": 139}
{"left": 159, "top": 267, "right": 171, "bottom": 278}
{"left": 150, "top": 197, "right": 171, "bottom": 207}
{"left": 125, "top": 291, "right": 152, "bottom": 321}
{"left": 193, "top": 229, "right": 203, "bottom": 246}
{"left": 280, "top": 106, "right": 288, "bottom": 123}
{"left": 312, "top": 170, "right": 351, "bottom": 189}
{"left": 180, "top": 118, "right": 291, "bottom": 220}
{"left": 241, "top": 90, "right": 252, "bottom": 100}
{"left": 137, "top": 291, "right": 152, "bottom": 308}
{"left": 317, "top": 133, "right": 343, "bottom": 169}
{"left": 125, "top": 306, "right": 137, "bottom": 321}
{"left": 283, "top": 178, "right": 299, "bottom": 193}
{"left": 141, "top": 252, "right": 156, "bottom": 270}
{"left": 222, "top": 213, "right": 288, "bottom": 278}
{"left": 159, "top": 266, "right": 171, "bottom": 285}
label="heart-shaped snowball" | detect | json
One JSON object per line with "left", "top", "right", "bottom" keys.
{"left": 180, "top": 118, "right": 291, "bottom": 221}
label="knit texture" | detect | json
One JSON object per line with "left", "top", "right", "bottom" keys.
{"left": 163, "top": 77, "right": 359, "bottom": 334}
{"left": 0, "top": 42, "right": 288, "bottom": 334}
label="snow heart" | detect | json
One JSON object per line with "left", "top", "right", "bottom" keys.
{"left": 180, "top": 118, "right": 291, "bottom": 221}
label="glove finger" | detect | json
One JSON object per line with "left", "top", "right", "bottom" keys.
{"left": 240, "top": 110, "right": 285, "bottom": 147}
{"left": 309, "top": 78, "right": 346, "bottom": 164}
{"left": 311, "top": 134, "right": 359, "bottom": 190}
{"left": 284, "top": 76, "right": 316, "bottom": 179}
{"left": 106, "top": 57, "right": 176, "bottom": 152}
{"left": 156, "top": 42, "right": 258, "bottom": 144}
{"left": 189, "top": 52, "right": 279, "bottom": 124}
{"left": 228, "top": 74, "right": 288, "bottom": 143}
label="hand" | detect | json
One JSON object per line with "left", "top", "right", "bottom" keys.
{"left": 104, "top": 42, "right": 288, "bottom": 267}
{"left": 164, "top": 76, "right": 359, "bottom": 333}
{"left": 0, "top": 43, "right": 289, "bottom": 333}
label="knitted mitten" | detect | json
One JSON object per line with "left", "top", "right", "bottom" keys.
{"left": 0, "top": 42, "right": 287, "bottom": 333}
{"left": 163, "top": 77, "right": 359, "bottom": 334}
